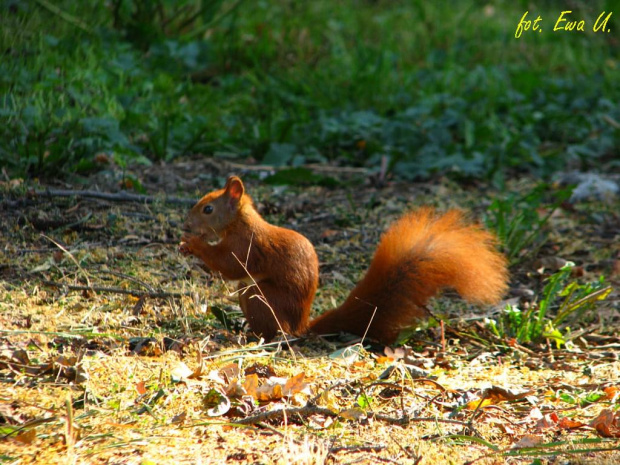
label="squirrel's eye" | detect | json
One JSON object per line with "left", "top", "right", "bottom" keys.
{"left": 203, "top": 204, "right": 214, "bottom": 215}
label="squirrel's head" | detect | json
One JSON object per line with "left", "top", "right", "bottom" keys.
{"left": 182, "top": 176, "right": 247, "bottom": 244}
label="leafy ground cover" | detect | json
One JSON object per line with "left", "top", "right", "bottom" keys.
{"left": 1, "top": 0, "right": 620, "bottom": 463}
{"left": 1, "top": 164, "right": 619, "bottom": 463}
{"left": 1, "top": 1, "right": 619, "bottom": 184}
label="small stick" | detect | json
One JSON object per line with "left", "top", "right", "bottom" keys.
{"left": 236, "top": 402, "right": 471, "bottom": 428}
{"left": 256, "top": 422, "right": 302, "bottom": 445}
{"left": 368, "top": 413, "right": 470, "bottom": 428}
{"left": 31, "top": 189, "right": 196, "bottom": 206}
{"left": 42, "top": 234, "right": 92, "bottom": 288}
{"left": 235, "top": 405, "right": 337, "bottom": 425}
{"left": 440, "top": 320, "right": 446, "bottom": 352}
{"left": 329, "top": 444, "right": 386, "bottom": 453}
{"left": 98, "top": 269, "right": 156, "bottom": 293}
{"left": 41, "top": 280, "right": 190, "bottom": 299}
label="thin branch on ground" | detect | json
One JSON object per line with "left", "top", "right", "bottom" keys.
{"left": 97, "top": 269, "right": 157, "bottom": 293}
{"left": 32, "top": 189, "right": 196, "bottom": 206}
{"left": 234, "top": 401, "right": 472, "bottom": 429}
{"left": 329, "top": 444, "right": 387, "bottom": 453}
{"left": 256, "top": 422, "right": 301, "bottom": 444}
{"left": 235, "top": 404, "right": 338, "bottom": 425}
{"left": 368, "top": 413, "right": 470, "bottom": 428}
{"left": 41, "top": 280, "right": 190, "bottom": 299}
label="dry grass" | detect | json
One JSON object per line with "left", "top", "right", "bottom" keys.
{"left": 1, "top": 170, "right": 619, "bottom": 464}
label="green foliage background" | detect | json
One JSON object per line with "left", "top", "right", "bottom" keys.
{"left": 1, "top": 0, "right": 618, "bottom": 183}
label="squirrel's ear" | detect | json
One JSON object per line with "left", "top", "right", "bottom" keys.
{"left": 225, "top": 176, "right": 244, "bottom": 206}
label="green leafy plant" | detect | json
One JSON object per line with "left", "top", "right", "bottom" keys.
{"left": 554, "top": 389, "right": 607, "bottom": 408}
{"left": 484, "top": 185, "right": 572, "bottom": 263}
{"left": 356, "top": 393, "right": 372, "bottom": 409}
{"left": 1, "top": 1, "right": 618, "bottom": 178}
{"left": 487, "top": 263, "right": 612, "bottom": 346}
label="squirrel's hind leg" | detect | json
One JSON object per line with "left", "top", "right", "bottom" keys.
{"left": 237, "top": 281, "right": 309, "bottom": 340}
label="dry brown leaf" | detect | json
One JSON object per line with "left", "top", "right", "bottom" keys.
{"left": 467, "top": 386, "right": 533, "bottom": 410}
{"left": 256, "top": 382, "right": 283, "bottom": 402}
{"left": 188, "top": 350, "right": 205, "bottom": 379}
{"left": 466, "top": 398, "right": 493, "bottom": 410}
{"left": 207, "top": 369, "right": 227, "bottom": 386}
{"left": 0, "top": 402, "right": 29, "bottom": 425}
{"left": 603, "top": 386, "right": 619, "bottom": 402}
{"left": 320, "top": 229, "right": 339, "bottom": 240}
{"left": 135, "top": 381, "right": 147, "bottom": 395}
{"left": 590, "top": 408, "right": 620, "bottom": 438}
{"left": 307, "top": 415, "right": 334, "bottom": 429}
{"left": 534, "top": 412, "right": 559, "bottom": 431}
{"left": 243, "top": 373, "right": 259, "bottom": 398}
{"left": 512, "top": 434, "right": 544, "bottom": 449}
{"left": 557, "top": 417, "right": 585, "bottom": 429}
{"left": 129, "top": 337, "right": 161, "bottom": 356}
{"left": 0, "top": 348, "right": 30, "bottom": 368}
{"left": 220, "top": 363, "right": 241, "bottom": 383}
{"left": 224, "top": 379, "right": 245, "bottom": 398}
{"left": 534, "top": 256, "right": 569, "bottom": 273}
{"left": 339, "top": 408, "right": 365, "bottom": 421}
{"left": 498, "top": 422, "right": 516, "bottom": 435}
{"left": 94, "top": 152, "right": 111, "bottom": 164}
{"left": 383, "top": 347, "right": 405, "bottom": 362}
{"left": 527, "top": 406, "right": 544, "bottom": 421}
{"left": 170, "top": 361, "right": 193, "bottom": 382}
{"left": 15, "top": 427, "right": 37, "bottom": 444}
{"left": 484, "top": 385, "right": 533, "bottom": 403}
{"left": 283, "top": 372, "right": 307, "bottom": 396}
{"left": 170, "top": 411, "right": 187, "bottom": 424}
{"left": 244, "top": 363, "right": 276, "bottom": 379}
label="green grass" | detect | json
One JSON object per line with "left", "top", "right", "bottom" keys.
{"left": 486, "top": 262, "right": 613, "bottom": 345}
{"left": 484, "top": 183, "right": 573, "bottom": 263}
{"left": 1, "top": 0, "right": 619, "bottom": 182}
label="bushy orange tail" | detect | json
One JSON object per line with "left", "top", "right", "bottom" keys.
{"left": 309, "top": 208, "right": 509, "bottom": 343}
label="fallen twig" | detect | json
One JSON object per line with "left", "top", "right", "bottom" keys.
{"left": 369, "top": 413, "right": 470, "bottom": 428}
{"left": 329, "top": 444, "right": 387, "bottom": 453}
{"left": 31, "top": 189, "right": 196, "bottom": 206}
{"left": 235, "top": 404, "right": 337, "bottom": 425}
{"left": 98, "top": 269, "right": 156, "bottom": 293}
{"left": 0, "top": 416, "right": 59, "bottom": 440}
{"left": 256, "top": 422, "right": 301, "bottom": 444}
{"left": 41, "top": 280, "right": 190, "bottom": 299}
{"left": 236, "top": 402, "right": 472, "bottom": 429}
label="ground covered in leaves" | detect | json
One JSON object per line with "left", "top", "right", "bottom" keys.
{"left": 1, "top": 161, "right": 620, "bottom": 464}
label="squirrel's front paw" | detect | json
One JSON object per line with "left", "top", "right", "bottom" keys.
{"left": 179, "top": 242, "right": 193, "bottom": 256}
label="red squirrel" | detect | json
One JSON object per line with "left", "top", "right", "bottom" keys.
{"left": 180, "top": 176, "right": 509, "bottom": 344}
